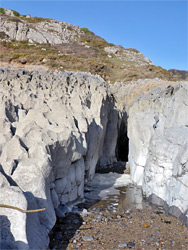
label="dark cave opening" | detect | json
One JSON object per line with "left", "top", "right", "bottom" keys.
{"left": 116, "top": 115, "right": 129, "bottom": 162}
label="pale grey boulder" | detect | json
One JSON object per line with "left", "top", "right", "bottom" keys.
{"left": 0, "top": 173, "right": 29, "bottom": 249}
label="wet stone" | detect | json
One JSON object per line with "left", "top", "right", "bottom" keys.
{"left": 83, "top": 236, "right": 94, "bottom": 241}
{"left": 54, "top": 233, "right": 63, "bottom": 240}
{"left": 127, "top": 241, "right": 135, "bottom": 248}
{"left": 73, "top": 219, "right": 79, "bottom": 224}
{"left": 66, "top": 219, "right": 72, "bottom": 224}
{"left": 49, "top": 167, "right": 188, "bottom": 250}
{"left": 125, "top": 213, "right": 132, "bottom": 219}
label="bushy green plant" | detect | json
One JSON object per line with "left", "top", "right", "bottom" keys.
{"left": 0, "top": 8, "right": 5, "bottom": 14}
{"left": 80, "top": 27, "right": 93, "bottom": 36}
{"left": 13, "top": 10, "right": 20, "bottom": 16}
{"left": 13, "top": 53, "right": 21, "bottom": 59}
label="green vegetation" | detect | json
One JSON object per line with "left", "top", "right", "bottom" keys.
{"left": 13, "top": 10, "right": 20, "bottom": 16}
{"left": 126, "top": 48, "right": 139, "bottom": 53}
{"left": 0, "top": 8, "right": 5, "bottom": 14}
{"left": 0, "top": 11, "right": 180, "bottom": 83}
{"left": 13, "top": 53, "right": 21, "bottom": 59}
{"left": 8, "top": 17, "right": 22, "bottom": 23}
{"left": 80, "top": 27, "right": 94, "bottom": 36}
{"left": 0, "top": 32, "right": 7, "bottom": 39}
{"left": 25, "top": 17, "right": 51, "bottom": 23}
{"left": 155, "top": 210, "right": 163, "bottom": 215}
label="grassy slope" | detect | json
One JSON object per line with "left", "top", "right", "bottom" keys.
{"left": 0, "top": 10, "right": 183, "bottom": 83}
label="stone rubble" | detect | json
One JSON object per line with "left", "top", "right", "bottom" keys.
{"left": 49, "top": 182, "right": 188, "bottom": 250}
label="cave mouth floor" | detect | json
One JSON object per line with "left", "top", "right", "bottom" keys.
{"left": 49, "top": 163, "right": 188, "bottom": 250}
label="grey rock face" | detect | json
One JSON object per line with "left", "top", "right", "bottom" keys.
{"left": 104, "top": 46, "right": 154, "bottom": 66}
{"left": 127, "top": 81, "right": 188, "bottom": 223}
{"left": 0, "top": 69, "right": 119, "bottom": 249}
{"left": 0, "top": 15, "right": 81, "bottom": 44}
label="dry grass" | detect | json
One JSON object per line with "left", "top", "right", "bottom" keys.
{"left": 0, "top": 14, "right": 182, "bottom": 83}
{"left": 124, "top": 80, "right": 179, "bottom": 107}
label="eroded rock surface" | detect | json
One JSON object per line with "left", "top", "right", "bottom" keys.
{"left": 0, "top": 13, "right": 81, "bottom": 44}
{"left": 0, "top": 69, "right": 119, "bottom": 249}
{"left": 1, "top": 68, "right": 188, "bottom": 249}
{"left": 127, "top": 81, "right": 188, "bottom": 224}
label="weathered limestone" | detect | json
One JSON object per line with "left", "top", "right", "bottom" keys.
{"left": 1, "top": 67, "right": 188, "bottom": 249}
{"left": 104, "top": 46, "right": 153, "bottom": 66}
{"left": 127, "top": 81, "right": 188, "bottom": 224}
{"left": 0, "top": 14, "right": 81, "bottom": 44}
{"left": 0, "top": 69, "right": 119, "bottom": 249}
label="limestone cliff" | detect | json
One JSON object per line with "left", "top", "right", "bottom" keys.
{"left": 1, "top": 68, "right": 188, "bottom": 249}
{"left": 124, "top": 80, "right": 188, "bottom": 225}
{"left": 0, "top": 69, "right": 119, "bottom": 249}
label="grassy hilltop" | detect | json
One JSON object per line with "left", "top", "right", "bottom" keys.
{"left": 0, "top": 8, "right": 185, "bottom": 83}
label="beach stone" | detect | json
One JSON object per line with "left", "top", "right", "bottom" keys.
{"left": 118, "top": 243, "right": 127, "bottom": 248}
{"left": 82, "top": 236, "right": 94, "bottom": 241}
{"left": 127, "top": 241, "right": 135, "bottom": 248}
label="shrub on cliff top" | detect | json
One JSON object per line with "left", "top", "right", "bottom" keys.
{"left": 13, "top": 10, "right": 20, "bottom": 16}
{"left": 80, "top": 27, "right": 94, "bottom": 36}
{"left": 0, "top": 8, "right": 5, "bottom": 14}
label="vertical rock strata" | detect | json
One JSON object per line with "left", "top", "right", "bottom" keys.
{"left": 0, "top": 69, "right": 118, "bottom": 249}
{"left": 127, "top": 82, "right": 188, "bottom": 224}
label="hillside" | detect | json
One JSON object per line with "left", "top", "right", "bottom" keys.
{"left": 169, "top": 69, "right": 188, "bottom": 81}
{"left": 0, "top": 8, "right": 181, "bottom": 83}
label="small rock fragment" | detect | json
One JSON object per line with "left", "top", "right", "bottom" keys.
{"left": 127, "top": 241, "right": 135, "bottom": 248}
{"left": 118, "top": 243, "right": 127, "bottom": 248}
{"left": 144, "top": 223, "right": 150, "bottom": 228}
{"left": 82, "top": 236, "right": 94, "bottom": 241}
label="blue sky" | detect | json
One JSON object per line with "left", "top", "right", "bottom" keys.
{"left": 1, "top": 0, "right": 187, "bottom": 70}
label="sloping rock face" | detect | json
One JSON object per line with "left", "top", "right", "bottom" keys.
{"left": 0, "top": 13, "right": 81, "bottom": 44}
{"left": 127, "top": 82, "right": 188, "bottom": 224}
{"left": 0, "top": 69, "right": 119, "bottom": 249}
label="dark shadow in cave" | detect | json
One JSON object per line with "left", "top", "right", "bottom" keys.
{"left": 116, "top": 113, "right": 129, "bottom": 162}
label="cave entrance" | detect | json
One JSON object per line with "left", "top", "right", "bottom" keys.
{"left": 116, "top": 114, "right": 129, "bottom": 162}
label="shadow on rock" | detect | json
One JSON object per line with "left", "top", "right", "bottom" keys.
{"left": 48, "top": 162, "right": 131, "bottom": 250}
{"left": 49, "top": 211, "right": 83, "bottom": 250}
{"left": 0, "top": 215, "right": 29, "bottom": 249}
